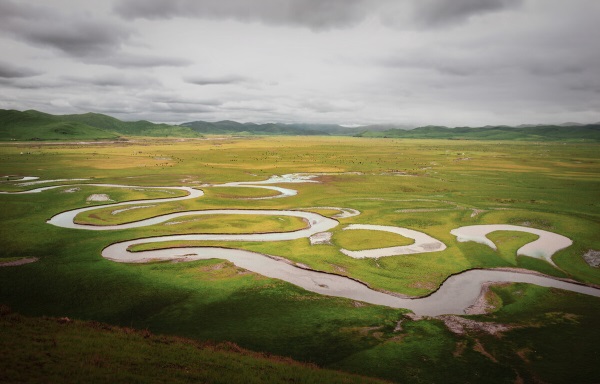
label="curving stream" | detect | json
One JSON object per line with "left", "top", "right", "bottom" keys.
{"left": 3, "top": 175, "right": 600, "bottom": 316}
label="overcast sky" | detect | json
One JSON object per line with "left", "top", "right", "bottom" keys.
{"left": 1, "top": 0, "right": 599, "bottom": 126}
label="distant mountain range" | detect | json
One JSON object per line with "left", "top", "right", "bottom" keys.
{"left": 179, "top": 120, "right": 403, "bottom": 136}
{"left": 354, "top": 124, "right": 600, "bottom": 141}
{"left": 1, "top": 109, "right": 599, "bottom": 141}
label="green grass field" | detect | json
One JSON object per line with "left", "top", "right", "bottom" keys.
{"left": 1, "top": 136, "right": 599, "bottom": 383}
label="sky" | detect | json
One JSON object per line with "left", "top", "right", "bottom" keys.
{"left": 1, "top": 0, "right": 599, "bottom": 127}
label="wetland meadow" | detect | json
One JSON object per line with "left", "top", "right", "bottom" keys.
{"left": 1, "top": 136, "right": 600, "bottom": 383}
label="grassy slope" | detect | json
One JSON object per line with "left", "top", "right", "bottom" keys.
{"left": 60, "top": 112, "right": 201, "bottom": 138}
{"left": 0, "top": 109, "right": 119, "bottom": 141}
{"left": 0, "top": 307, "right": 389, "bottom": 384}
{"left": 0, "top": 137, "right": 599, "bottom": 383}
{"left": 0, "top": 109, "right": 201, "bottom": 140}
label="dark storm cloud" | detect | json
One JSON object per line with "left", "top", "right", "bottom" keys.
{"left": 0, "top": 61, "right": 41, "bottom": 78}
{"left": 113, "top": 0, "right": 524, "bottom": 30}
{"left": 0, "top": 0, "right": 42, "bottom": 20}
{"left": 412, "top": 0, "right": 523, "bottom": 27}
{"left": 185, "top": 75, "right": 249, "bottom": 86}
{"left": 114, "top": 0, "right": 371, "bottom": 29}
{"left": 21, "top": 22, "right": 130, "bottom": 57}
{"left": 0, "top": 0, "right": 130, "bottom": 57}
{"left": 0, "top": 0, "right": 190, "bottom": 69}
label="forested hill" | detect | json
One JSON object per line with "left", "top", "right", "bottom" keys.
{"left": 354, "top": 124, "right": 600, "bottom": 142}
{"left": 0, "top": 109, "right": 200, "bottom": 140}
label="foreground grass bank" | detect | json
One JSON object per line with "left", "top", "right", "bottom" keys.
{"left": 0, "top": 307, "right": 388, "bottom": 384}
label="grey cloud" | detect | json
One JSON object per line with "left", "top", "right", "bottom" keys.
{"left": 62, "top": 74, "right": 161, "bottom": 88}
{"left": 90, "top": 54, "right": 192, "bottom": 68}
{"left": 113, "top": 0, "right": 524, "bottom": 30}
{"left": 0, "top": 78, "right": 68, "bottom": 89}
{"left": 147, "top": 95, "right": 223, "bottom": 106}
{"left": 0, "top": 61, "right": 41, "bottom": 78}
{"left": 153, "top": 103, "right": 216, "bottom": 114}
{"left": 413, "top": 0, "right": 523, "bottom": 27}
{"left": 114, "top": 0, "right": 371, "bottom": 30}
{"left": 301, "top": 99, "right": 361, "bottom": 113}
{"left": 1, "top": 1, "right": 130, "bottom": 57}
{"left": 185, "top": 75, "right": 249, "bottom": 86}
{"left": 0, "top": 0, "right": 190, "bottom": 69}
{"left": 20, "top": 21, "right": 130, "bottom": 57}
{"left": 0, "top": 0, "right": 42, "bottom": 20}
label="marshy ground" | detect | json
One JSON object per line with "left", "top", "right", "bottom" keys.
{"left": 1, "top": 136, "right": 599, "bottom": 383}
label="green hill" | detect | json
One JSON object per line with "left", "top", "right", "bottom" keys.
{"left": 0, "top": 109, "right": 202, "bottom": 141}
{"left": 0, "top": 109, "right": 119, "bottom": 141}
{"left": 61, "top": 112, "right": 201, "bottom": 138}
{"left": 0, "top": 308, "right": 387, "bottom": 384}
{"left": 355, "top": 124, "right": 600, "bottom": 141}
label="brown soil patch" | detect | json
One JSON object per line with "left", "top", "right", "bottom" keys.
{"left": 464, "top": 282, "right": 508, "bottom": 315}
{"left": 409, "top": 281, "right": 437, "bottom": 291}
{"left": 583, "top": 249, "right": 600, "bottom": 268}
{"left": 437, "top": 315, "right": 512, "bottom": 336}
{"left": 453, "top": 340, "right": 467, "bottom": 357}
{"left": 0, "top": 257, "right": 39, "bottom": 267}
{"left": 473, "top": 339, "right": 498, "bottom": 362}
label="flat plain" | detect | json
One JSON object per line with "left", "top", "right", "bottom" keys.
{"left": 1, "top": 136, "right": 599, "bottom": 383}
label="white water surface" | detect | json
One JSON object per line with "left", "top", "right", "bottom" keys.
{"left": 3, "top": 175, "right": 598, "bottom": 315}
{"left": 451, "top": 224, "right": 573, "bottom": 266}
{"left": 102, "top": 243, "right": 600, "bottom": 316}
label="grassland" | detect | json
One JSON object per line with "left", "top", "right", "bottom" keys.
{"left": 333, "top": 229, "right": 414, "bottom": 251}
{"left": 0, "top": 306, "right": 389, "bottom": 384}
{"left": 1, "top": 136, "right": 599, "bottom": 383}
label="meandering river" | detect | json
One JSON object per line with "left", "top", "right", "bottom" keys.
{"left": 3, "top": 174, "right": 599, "bottom": 316}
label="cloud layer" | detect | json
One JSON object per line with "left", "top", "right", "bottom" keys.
{"left": 1, "top": 0, "right": 599, "bottom": 126}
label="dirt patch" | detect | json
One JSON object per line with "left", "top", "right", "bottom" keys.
{"left": 343, "top": 326, "right": 386, "bottom": 340}
{"left": 516, "top": 347, "right": 532, "bottom": 364}
{"left": 199, "top": 262, "right": 228, "bottom": 271}
{"left": 112, "top": 205, "right": 155, "bottom": 215}
{"left": 473, "top": 339, "right": 498, "bottom": 362}
{"left": 582, "top": 249, "right": 600, "bottom": 268}
{"left": 470, "top": 209, "right": 485, "bottom": 218}
{"left": 409, "top": 281, "right": 437, "bottom": 291}
{"left": 309, "top": 232, "right": 332, "bottom": 245}
{"left": 464, "top": 282, "right": 508, "bottom": 315}
{"left": 453, "top": 340, "right": 467, "bottom": 357}
{"left": 393, "top": 319, "right": 404, "bottom": 332}
{"left": 437, "top": 315, "right": 512, "bottom": 336}
{"left": 0, "top": 257, "right": 39, "bottom": 267}
{"left": 196, "top": 261, "right": 252, "bottom": 279}
{"left": 330, "top": 264, "right": 347, "bottom": 274}
{"left": 87, "top": 194, "right": 112, "bottom": 202}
